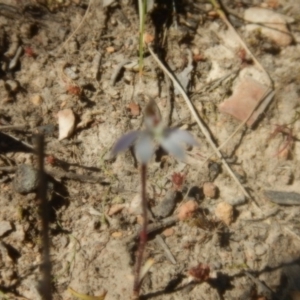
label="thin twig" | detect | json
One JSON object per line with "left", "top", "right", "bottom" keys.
{"left": 244, "top": 271, "right": 279, "bottom": 300}
{"left": 35, "top": 134, "right": 52, "bottom": 300}
{"left": 0, "top": 164, "right": 104, "bottom": 184}
{"left": 56, "top": 0, "right": 93, "bottom": 55}
{"left": 0, "top": 166, "right": 16, "bottom": 172}
{"left": 283, "top": 226, "right": 300, "bottom": 243}
{"left": 138, "top": 0, "right": 147, "bottom": 76}
{"left": 155, "top": 235, "right": 176, "bottom": 264}
{"left": 148, "top": 45, "right": 252, "bottom": 200}
{"left": 124, "top": 215, "right": 179, "bottom": 245}
{"left": 110, "top": 59, "right": 131, "bottom": 86}
{"left": 46, "top": 168, "right": 104, "bottom": 183}
{"left": 1, "top": 132, "right": 34, "bottom": 150}
{"left": 165, "top": 76, "right": 173, "bottom": 126}
{"left": 0, "top": 124, "right": 28, "bottom": 131}
{"left": 193, "top": 69, "right": 239, "bottom": 95}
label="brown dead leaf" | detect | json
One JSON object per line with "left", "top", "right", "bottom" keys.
{"left": 188, "top": 263, "right": 210, "bottom": 282}
{"left": 218, "top": 77, "right": 270, "bottom": 127}
{"left": 57, "top": 109, "right": 76, "bottom": 141}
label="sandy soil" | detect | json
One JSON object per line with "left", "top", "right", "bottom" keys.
{"left": 1, "top": 0, "right": 300, "bottom": 299}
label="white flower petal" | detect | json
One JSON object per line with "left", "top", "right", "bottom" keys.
{"left": 134, "top": 133, "right": 155, "bottom": 163}
{"left": 112, "top": 131, "right": 140, "bottom": 156}
{"left": 160, "top": 129, "right": 198, "bottom": 161}
{"left": 160, "top": 137, "right": 186, "bottom": 161}
{"left": 167, "top": 129, "right": 199, "bottom": 146}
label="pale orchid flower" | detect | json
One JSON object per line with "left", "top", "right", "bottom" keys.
{"left": 112, "top": 100, "right": 198, "bottom": 163}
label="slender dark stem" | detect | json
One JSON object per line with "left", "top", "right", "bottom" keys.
{"left": 138, "top": 0, "right": 147, "bottom": 77}
{"left": 36, "top": 134, "right": 52, "bottom": 300}
{"left": 133, "top": 164, "right": 148, "bottom": 298}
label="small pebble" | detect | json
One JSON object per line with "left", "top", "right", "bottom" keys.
{"left": 13, "top": 164, "right": 39, "bottom": 194}
{"left": 208, "top": 161, "right": 221, "bottom": 181}
{"left": 152, "top": 190, "right": 177, "bottom": 218}
{"left": 59, "top": 236, "right": 69, "bottom": 248}
{"left": 20, "top": 23, "right": 33, "bottom": 38}
{"left": 31, "top": 94, "right": 43, "bottom": 106}
{"left": 106, "top": 46, "right": 115, "bottom": 53}
{"left": 111, "top": 231, "right": 123, "bottom": 238}
{"left": 178, "top": 200, "right": 199, "bottom": 221}
{"left": 64, "top": 66, "right": 79, "bottom": 80}
{"left": 244, "top": 7, "right": 292, "bottom": 46}
{"left": 127, "top": 102, "right": 140, "bottom": 116}
{"left": 0, "top": 221, "right": 12, "bottom": 237}
{"left": 215, "top": 202, "right": 234, "bottom": 226}
{"left": 5, "top": 80, "right": 19, "bottom": 93}
{"left": 123, "top": 71, "right": 134, "bottom": 83}
{"left": 203, "top": 182, "right": 218, "bottom": 198}
{"left": 143, "top": 32, "right": 154, "bottom": 44}
{"left": 162, "top": 228, "right": 174, "bottom": 237}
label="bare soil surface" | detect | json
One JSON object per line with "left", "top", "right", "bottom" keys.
{"left": 1, "top": 0, "right": 300, "bottom": 299}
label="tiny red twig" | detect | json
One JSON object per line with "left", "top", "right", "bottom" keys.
{"left": 133, "top": 164, "right": 148, "bottom": 299}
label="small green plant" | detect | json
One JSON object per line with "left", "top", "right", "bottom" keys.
{"left": 112, "top": 99, "right": 198, "bottom": 298}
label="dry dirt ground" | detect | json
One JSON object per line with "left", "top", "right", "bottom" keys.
{"left": 1, "top": 0, "right": 300, "bottom": 299}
